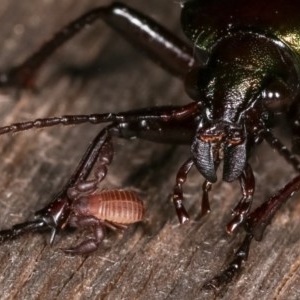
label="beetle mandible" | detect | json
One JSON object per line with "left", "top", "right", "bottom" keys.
{"left": 0, "top": 0, "right": 300, "bottom": 289}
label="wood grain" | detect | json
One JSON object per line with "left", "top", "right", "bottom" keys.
{"left": 0, "top": 1, "right": 299, "bottom": 299}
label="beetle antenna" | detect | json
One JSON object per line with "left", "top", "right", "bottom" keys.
{"left": 0, "top": 110, "right": 175, "bottom": 136}
{"left": 0, "top": 114, "right": 112, "bottom": 136}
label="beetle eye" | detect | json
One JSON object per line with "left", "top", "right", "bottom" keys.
{"left": 261, "top": 78, "right": 292, "bottom": 112}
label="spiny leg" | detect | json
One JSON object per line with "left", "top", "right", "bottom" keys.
{"left": 263, "top": 129, "right": 300, "bottom": 172}
{"left": 204, "top": 174, "right": 300, "bottom": 289}
{"left": 203, "top": 233, "right": 253, "bottom": 290}
{"left": 173, "top": 158, "right": 194, "bottom": 224}
{"left": 245, "top": 174, "right": 300, "bottom": 241}
{"left": 173, "top": 179, "right": 212, "bottom": 223}
{"left": 67, "top": 137, "right": 114, "bottom": 200}
{"left": 226, "top": 164, "right": 255, "bottom": 234}
{"left": 0, "top": 2, "right": 197, "bottom": 90}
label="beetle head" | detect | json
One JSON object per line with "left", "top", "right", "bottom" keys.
{"left": 191, "top": 121, "right": 247, "bottom": 183}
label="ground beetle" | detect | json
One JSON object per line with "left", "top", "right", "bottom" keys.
{"left": 0, "top": 0, "right": 300, "bottom": 289}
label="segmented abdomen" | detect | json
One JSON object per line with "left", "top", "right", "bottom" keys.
{"left": 87, "top": 190, "right": 144, "bottom": 224}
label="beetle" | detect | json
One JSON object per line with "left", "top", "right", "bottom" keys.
{"left": 0, "top": 0, "right": 300, "bottom": 289}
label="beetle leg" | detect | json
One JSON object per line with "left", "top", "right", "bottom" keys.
{"left": 245, "top": 174, "right": 300, "bottom": 241}
{"left": 226, "top": 164, "right": 255, "bottom": 233}
{"left": 263, "top": 130, "right": 300, "bottom": 172}
{"left": 173, "top": 165, "right": 214, "bottom": 223}
{"left": 205, "top": 173, "right": 300, "bottom": 289}
{"left": 203, "top": 233, "right": 253, "bottom": 290}
{"left": 173, "top": 158, "right": 194, "bottom": 224}
{"left": 201, "top": 180, "right": 212, "bottom": 216}
{"left": 286, "top": 101, "right": 300, "bottom": 155}
{"left": 35, "top": 125, "right": 117, "bottom": 245}
{"left": 62, "top": 215, "right": 105, "bottom": 255}
{"left": 67, "top": 137, "right": 113, "bottom": 201}
{"left": 0, "top": 2, "right": 198, "bottom": 90}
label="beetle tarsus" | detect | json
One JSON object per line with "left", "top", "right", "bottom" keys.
{"left": 226, "top": 164, "right": 255, "bottom": 233}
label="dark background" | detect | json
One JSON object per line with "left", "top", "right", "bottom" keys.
{"left": 0, "top": 1, "right": 299, "bottom": 299}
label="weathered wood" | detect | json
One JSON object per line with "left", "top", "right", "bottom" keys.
{"left": 0, "top": 1, "right": 299, "bottom": 299}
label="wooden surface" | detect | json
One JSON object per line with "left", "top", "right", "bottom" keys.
{"left": 0, "top": 1, "right": 300, "bottom": 299}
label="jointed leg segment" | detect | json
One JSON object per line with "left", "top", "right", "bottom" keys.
{"left": 0, "top": 2, "right": 197, "bottom": 89}
{"left": 226, "top": 164, "right": 255, "bottom": 234}
{"left": 205, "top": 173, "right": 300, "bottom": 289}
{"left": 173, "top": 158, "right": 194, "bottom": 224}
